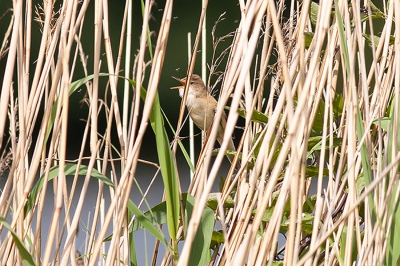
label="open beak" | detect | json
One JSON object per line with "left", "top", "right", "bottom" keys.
{"left": 170, "top": 76, "right": 186, "bottom": 90}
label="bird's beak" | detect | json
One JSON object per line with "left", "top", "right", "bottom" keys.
{"left": 170, "top": 76, "right": 186, "bottom": 90}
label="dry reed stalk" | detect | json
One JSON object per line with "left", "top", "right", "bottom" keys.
{"left": 181, "top": 0, "right": 399, "bottom": 265}
{"left": 1, "top": 0, "right": 400, "bottom": 265}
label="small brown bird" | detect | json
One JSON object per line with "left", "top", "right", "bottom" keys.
{"left": 171, "top": 74, "right": 235, "bottom": 163}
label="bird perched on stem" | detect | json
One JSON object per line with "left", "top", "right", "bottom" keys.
{"left": 171, "top": 74, "right": 236, "bottom": 164}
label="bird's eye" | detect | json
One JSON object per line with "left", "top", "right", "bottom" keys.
{"left": 190, "top": 81, "right": 194, "bottom": 84}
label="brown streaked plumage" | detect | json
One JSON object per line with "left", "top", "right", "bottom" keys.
{"left": 171, "top": 74, "right": 235, "bottom": 163}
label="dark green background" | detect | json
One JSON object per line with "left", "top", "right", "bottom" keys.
{"left": 0, "top": 1, "right": 298, "bottom": 160}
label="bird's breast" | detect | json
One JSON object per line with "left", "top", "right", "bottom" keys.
{"left": 186, "top": 93, "right": 216, "bottom": 131}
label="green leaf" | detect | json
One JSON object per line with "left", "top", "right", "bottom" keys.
{"left": 252, "top": 131, "right": 265, "bottom": 159}
{"left": 312, "top": 99, "right": 325, "bottom": 133}
{"left": 105, "top": 194, "right": 191, "bottom": 244}
{"left": 332, "top": 93, "right": 344, "bottom": 117}
{"left": 372, "top": 117, "right": 391, "bottom": 131}
{"left": 386, "top": 184, "right": 400, "bottom": 266}
{"left": 45, "top": 73, "right": 110, "bottom": 143}
{"left": 161, "top": 109, "right": 195, "bottom": 172}
{"left": 304, "top": 32, "right": 314, "bottom": 48}
{"left": 44, "top": 74, "right": 174, "bottom": 251}
{"left": 306, "top": 166, "right": 328, "bottom": 177}
{"left": 26, "top": 163, "right": 169, "bottom": 249}
{"left": 186, "top": 194, "right": 215, "bottom": 266}
{"left": 362, "top": 33, "right": 379, "bottom": 48}
{"left": 135, "top": 79, "right": 181, "bottom": 254}
{"left": 256, "top": 191, "right": 281, "bottom": 223}
{"left": 212, "top": 148, "right": 237, "bottom": 159}
{"left": 300, "top": 213, "right": 314, "bottom": 235}
{"left": 307, "top": 136, "right": 343, "bottom": 158}
{"left": 206, "top": 193, "right": 234, "bottom": 210}
{"left": 130, "top": 201, "right": 168, "bottom": 232}
{"left": 334, "top": 0, "right": 350, "bottom": 76}
{"left": 129, "top": 228, "right": 137, "bottom": 266}
{"left": 303, "top": 195, "right": 317, "bottom": 214}
{"left": 356, "top": 174, "right": 366, "bottom": 197}
{"left": 210, "top": 231, "right": 224, "bottom": 248}
{"left": 227, "top": 107, "right": 268, "bottom": 124}
{"left": 25, "top": 163, "right": 113, "bottom": 217}
{"left": 219, "top": 176, "right": 226, "bottom": 193}
{"left": 310, "top": 2, "right": 319, "bottom": 26}
{"left": 363, "top": 33, "right": 395, "bottom": 48}
{"left": 252, "top": 131, "right": 282, "bottom": 169}
{"left": 360, "top": 1, "right": 387, "bottom": 22}
{"left": 0, "top": 215, "right": 36, "bottom": 266}
{"left": 386, "top": 96, "right": 400, "bottom": 265}
{"left": 356, "top": 109, "right": 376, "bottom": 224}
{"left": 339, "top": 226, "right": 357, "bottom": 264}
{"left": 127, "top": 201, "right": 170, "bottom": 249}
{"left": 258, "top": 207, "right": 274, "bottom": 223}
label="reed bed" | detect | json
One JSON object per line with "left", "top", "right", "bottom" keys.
{"left": 0, "top": 0, "right": 399, "bottom": 265}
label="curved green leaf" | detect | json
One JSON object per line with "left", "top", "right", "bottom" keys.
{"left": 0, "top": 215, "right": 36, "bottom": 266}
